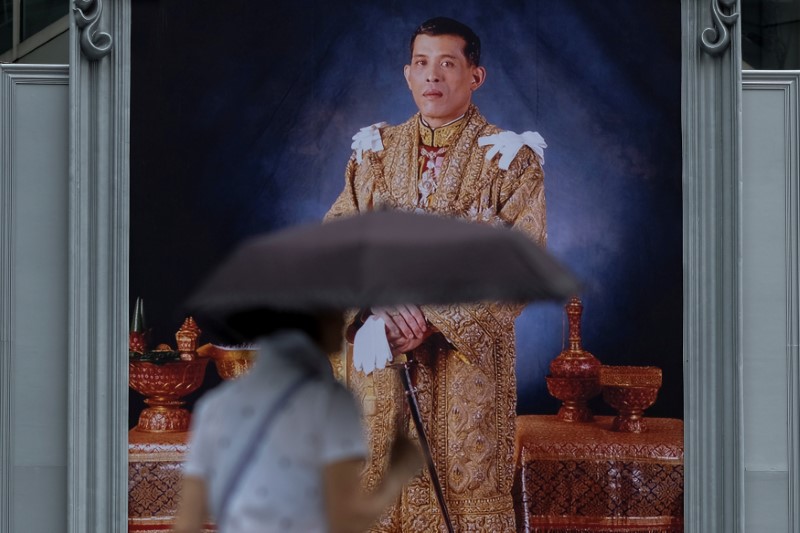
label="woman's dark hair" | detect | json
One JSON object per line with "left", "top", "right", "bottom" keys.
{"left": 410, "top": 17, "right": 481, "bottom": 67}
{"left": 224, "top": 308, "right": 321, "bottom": 343}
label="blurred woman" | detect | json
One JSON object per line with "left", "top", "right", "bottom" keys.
{"left": 173, "top": 310, "right": 422, "bottom": 533}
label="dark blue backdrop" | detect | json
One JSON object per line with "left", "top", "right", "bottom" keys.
{"left": 131, "top": 0, "right": 682, "bottom": 419}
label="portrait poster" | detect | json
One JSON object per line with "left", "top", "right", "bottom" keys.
{"left": 129, "top": 0, "right": 682, "bottom": 424}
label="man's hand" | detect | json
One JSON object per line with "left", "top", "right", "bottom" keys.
{"left": 371, "top": 304, "right": 431, "bottom": 354}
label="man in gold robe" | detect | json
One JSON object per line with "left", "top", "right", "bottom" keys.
{"left": 325, "top": 17, "right": 546, "bottom": 532}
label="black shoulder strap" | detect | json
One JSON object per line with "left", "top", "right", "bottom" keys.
{"left": 215, "top": 373, "right": 313, "bottom": 528}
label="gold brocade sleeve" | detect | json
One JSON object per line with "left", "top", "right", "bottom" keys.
{"left": 325, "top": 155, "right": 361, "bottom": 221}
{"left": 324, "top": 155, "right": 363, "bottom": 381}
{"left": 495, "top": 146, "right": 547, "bottom": 248}
{"left": 423, "top": 145, "right": 548, "bottom": 357}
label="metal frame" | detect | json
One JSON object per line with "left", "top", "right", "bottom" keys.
{"left": 0, "top": 10, "right": 69, "bottom": 63}
{"left": 741, "top": 70, "right": 800, "bottom": 533}
{"left": 62, "top": 0, "right": 745, "bottom": 531}
{"left": 0, "top": 63, "right": 70, "bottom": 533}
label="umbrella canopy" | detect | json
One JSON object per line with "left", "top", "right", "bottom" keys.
{"left": 186, "top": 210, "right": 579, "bottom": 318}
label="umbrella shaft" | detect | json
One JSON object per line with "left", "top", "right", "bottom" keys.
{"left": 400, "top": 363, "right": 456, "bottom": 533}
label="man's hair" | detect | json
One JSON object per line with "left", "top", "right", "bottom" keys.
{"left": 410, "top": 17, "right": 481, "bottom": 67}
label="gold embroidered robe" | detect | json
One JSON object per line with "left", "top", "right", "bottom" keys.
{"left": 325, "top": 104, "right": 546, "bottom": 532}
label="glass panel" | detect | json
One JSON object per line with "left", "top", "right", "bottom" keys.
{"left": 742, "top": 0, "right": 800, "bottom": 69}
{"left": 20, "top": 0, "right": 66, "bottom": 41}
{"left": 0, "top": 0, "right": 11, "bottom": 54}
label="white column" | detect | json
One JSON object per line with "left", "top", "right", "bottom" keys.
{"left": 683, "top": 1, "right": 744, "bottom": 531}
{"left": 68, "top": 0, "right": 131, "bottom": 531}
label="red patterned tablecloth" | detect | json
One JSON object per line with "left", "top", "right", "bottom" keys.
{"left": 513, "top": 415, "right": 683, "bottom": 533}
{"left": 128, "top": 429, "right": 216, "bottom": 532}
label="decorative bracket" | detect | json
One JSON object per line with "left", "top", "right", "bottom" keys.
{"left": 699, "top": 0, "right": 739, "bottom": 56}
{"left": 73, "top": 0, "right": 113, "bottom": 61}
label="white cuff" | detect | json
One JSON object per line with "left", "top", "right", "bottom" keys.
{"left": 353, "top": 316, "right": 392, "bottom": 375}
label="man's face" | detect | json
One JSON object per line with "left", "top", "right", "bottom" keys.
{"left": 404, "top": 34, "right": 486, "bottom": 129}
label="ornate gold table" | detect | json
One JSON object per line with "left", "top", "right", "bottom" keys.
{"left": 513, "top": 415, "right": 683, "bottom": 533}
{"left": 128, "top": 429, "right": 215, "bottom": 532}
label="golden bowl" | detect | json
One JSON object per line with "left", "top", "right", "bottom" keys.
{"left": 545, "top": 376, "right": 601, "bottom": 422}
{"left": 129, "top": 358, "right": 208, "bottom": 397}
{"left": 198, "top": 344, "right": 257, "bottom": 380}
{"left": 599, "top": 365, "right": 662, "bottom": 388}
{"left": 599, "top": 365, "right": 662, "bottom": 433}
{"left": 129, "top": 358, "right": 208, "bottom": 432}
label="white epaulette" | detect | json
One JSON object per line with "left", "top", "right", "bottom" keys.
{"left": 351, "top": 122, "right": 388, "bottom": 163}
{"left": 478, "top": 130, "right": 547, "bottom": 170}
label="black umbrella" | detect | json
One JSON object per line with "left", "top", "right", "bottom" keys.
{"left": 187, "top": 210, "right": 578, "bottom": 318}
{"left": 186, "top": 209, "right": 579, "bottom": 533}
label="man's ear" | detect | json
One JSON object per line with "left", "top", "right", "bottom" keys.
{"left": 471, "top": 66, "right": 486, "bottom": 91}
{"left": 403, "top": 64, "right": 412, "bottom": 89}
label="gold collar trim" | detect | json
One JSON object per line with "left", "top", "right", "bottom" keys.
{"left": 419, "top": 115, "right": 467, "bottom": 147}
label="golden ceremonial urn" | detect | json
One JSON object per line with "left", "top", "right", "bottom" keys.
{"left": 545, "top": 296, "right": 602, "bottom": 422}
{"left": 129, "top": 359, "right": 208, "bottom": 432}
{"left": 129, "top": 316, "right": 209, "bottom": 432}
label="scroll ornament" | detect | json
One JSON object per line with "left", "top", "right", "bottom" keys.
{"left": 73, "top": 0, "right": 113, "bottom": 61}
{"left": 699, "top": 0, "right": 739, "bottom": 57}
